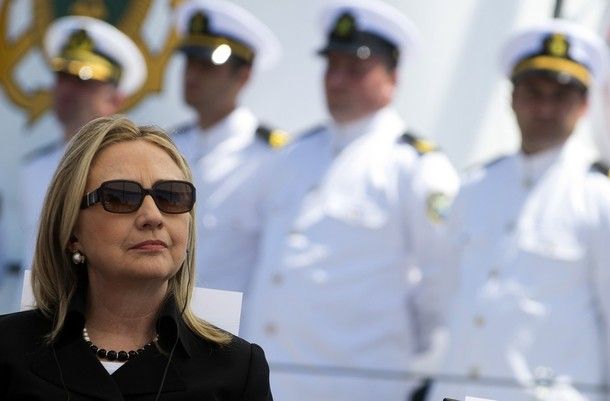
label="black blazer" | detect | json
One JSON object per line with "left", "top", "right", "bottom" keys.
{"left": 0, "top": 298, "right": 272, "bottom": 401}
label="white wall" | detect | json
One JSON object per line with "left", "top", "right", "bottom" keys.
{"left": 0, "top": 0, "right": 607, "bottom": 266}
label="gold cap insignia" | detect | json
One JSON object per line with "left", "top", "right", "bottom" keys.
{"left": 333, "top": 13, "right": 356, "bottom": 38}
{"left": 545, "top": 33, "right": 569, "bottom": 58}
{"left": 189, "top": 12, "right": 209, "bottom": 35}
{"left": 64, "top": 29, "right": 94, "bottom": 54}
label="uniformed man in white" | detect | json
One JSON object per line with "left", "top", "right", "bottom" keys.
{"left": 171, "top": 0, "right": 289, "bottom": 292}
{"left": 242, "top": 1, "right": 459, "bottom": 400}
{"left": 427, "top": 19, "right": 610, "bottom": 401}
{"left": 21, "top": 16, "right": 146, "bottom": 270}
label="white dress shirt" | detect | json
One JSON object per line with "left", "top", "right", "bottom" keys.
{"left": 172, "top": 107, "right": 282, "bottom": 292}
{"left": 428, "top": 139, "right": 610, "bottom": 401}
{"left": 243, "top": 107, "right": 459, "bottom": 401}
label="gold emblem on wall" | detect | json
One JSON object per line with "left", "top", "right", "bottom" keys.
{"left": 0, "top": 0, "right": 184, "bottom": 124}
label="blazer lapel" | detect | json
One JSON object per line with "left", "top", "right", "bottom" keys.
{"left": 112, "top": 347, "right": 186, "bottom": 396}
{"left": 30, "top": 337, "right": 125, "bottom": 401}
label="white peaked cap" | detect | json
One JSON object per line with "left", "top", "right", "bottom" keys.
{"left": 500, "top": 19, "right": 608, "bottom": 87}
{"left": 175, "top": 0, "right": 281, "bottom": 71}
{"left": 44, "top": 15, "right": 147, "bottom": 96}
{"left": 319, "top": 0, "right": 421, "bottom": 65}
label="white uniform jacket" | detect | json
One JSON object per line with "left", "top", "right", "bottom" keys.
{"left": 243, "top": 107, "right": 459, "bottom": 401}
{"left": 429, "top": 141, "right": 610, "bottom": 401}
{"left": 172, "top": 107, "right": 283, "bottom": 292}
{"left": 21, "top": 142, "right": 65, "bottom": 270}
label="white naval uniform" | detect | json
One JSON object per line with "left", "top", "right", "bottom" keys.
{"left": 21, "top": 142, "right": 65, "bottom": 270}
{"left": 242, "top": 107, "right": 459, "bottom": 401}
{"left": 172, "top": 107, "right": 281, "bottom": 292}
{"left": 428, "top": 140, "right": 610, "bottom": 401}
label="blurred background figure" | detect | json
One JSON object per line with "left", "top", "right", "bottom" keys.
{"left": 242, "top": 0, "right": 458, "bottom": 400}
{"left": 427, "top": 19, "right": 610, "bottom": 401}
{"left": 20, "top": 15, "right": 146, "bottom": 272}
{"left": 4, "top": 0, "right": 607, "bottom": 315}
{"left": 171, "top": 0, "right": 289, "bottom": 295}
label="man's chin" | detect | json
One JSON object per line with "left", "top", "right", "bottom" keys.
{"left": 184, "top": 94, "right": 203, "bottom": 109}
{"left": 522, "top": 136, "right": 569, "bottom": 153}
{"left": 55, "top": 108, "right": 78, "bottom": 125}
{"left": 523, "top": 125, "right": 562, "bottom": 139}
{"left": 328, "top": 103, "right": 354, "bottom": 119}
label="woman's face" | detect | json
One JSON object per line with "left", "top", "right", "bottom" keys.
{"left": 72, "top": 140, "right": 190, "bottom": 285}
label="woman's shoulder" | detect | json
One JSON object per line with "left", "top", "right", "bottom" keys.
{"left": 0, "top": 310, "right": 50, "bottom": 357}
{"left": 225, "top": 335, "right": 266, "bottom": 358}
{"left": 0, "top": 308, "right": 46, "bottom": 325}
{"left": 186, "top": 329, "right": 268, "bottom": 368}
{"left": 0, "top": 309, "right": 50, "bottom": 343}
{"left": 188, "top": 334, "right": 271, "bottom": 397}
{"left": 190, "top": 330, "right": 261, "bottom": 357}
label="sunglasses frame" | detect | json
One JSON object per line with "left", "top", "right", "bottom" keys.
{"left": 80, "top": 179, "right": 196, "bottom": 214}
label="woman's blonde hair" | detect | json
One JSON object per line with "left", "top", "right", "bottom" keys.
{"left": 31, "top": 115, "right": 230, "bottom": 345}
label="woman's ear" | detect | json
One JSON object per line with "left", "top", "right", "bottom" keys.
{"left": 67, "top": 235, "right": 79, "bottom": 252}
{"left": 67, "top": 235, "right": 86, "bottom": 265}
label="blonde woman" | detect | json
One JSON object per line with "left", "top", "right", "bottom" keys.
{"left": 0, "top": 115, "right": 272, "bottom": 400}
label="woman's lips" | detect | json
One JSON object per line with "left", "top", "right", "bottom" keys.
{"left": 130, "top": 240, "right": 168, "bottom": 251}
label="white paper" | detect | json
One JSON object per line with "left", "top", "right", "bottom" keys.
{"left": 190, "top": 286, "right": 242, "bottom": 335}
{"left": 20, "top": 269, "right": 34, "bottom": 311}
{"left": 20, "top": 270, "right": 243, "bottom": 335}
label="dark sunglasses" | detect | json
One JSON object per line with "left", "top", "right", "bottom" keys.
{"left": 81, "top": 180, "right": 196, "bottom": 214}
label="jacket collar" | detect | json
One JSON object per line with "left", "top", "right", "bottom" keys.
{"left": 329, "top": 106, "right": 404, "bottom": 153}
{"left": 194, "top": 106, "right": 257, "bottom": 155}
{"left": 156, "top": 295, "right": 197, "bottom": 358}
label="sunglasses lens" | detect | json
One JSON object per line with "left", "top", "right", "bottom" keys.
{"left": 101, "top": 181, "right": 143, "bottom": 213}
{"left": 153, "top": 181, "right": 194, "bottom": 213}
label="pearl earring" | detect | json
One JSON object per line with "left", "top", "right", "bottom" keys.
{"left": 72, "top": 251, "right": 85, "bottom": 265}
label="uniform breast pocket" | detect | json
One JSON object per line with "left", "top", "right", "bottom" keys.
{"left": 514, "top": 227, "right": 587, "bottom": 295}
{"left": 518, "top": 227, "right": 584, "bottom": 262}
{"left": 324, "top": 195, "right": 388, "bottom": 230}
{"left": 200, "top": 209, "right": 259, "bottom": 233}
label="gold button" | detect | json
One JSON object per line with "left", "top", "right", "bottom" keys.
{"left": 473, "top": 315, "right": 485, "bottom": 327}
{"left": 307, "top": 185, "right": 319, "bottom": 194}
{"left": 272, "top": 273, "right": 283, "bottom": 285}
{"left": 469, "top": 366, "right": 480, "bottom": 379}
{"left": 289, "top": 228, "right": 300, "bottom": 235}
{"left": 264, "top": 323, "right": 277, "bottom": 335}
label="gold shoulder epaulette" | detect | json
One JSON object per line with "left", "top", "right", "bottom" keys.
{"left": 256, "top": 125, "right": 290, "bottom": 150}
{"left": 591, "top": 161, "right": 610, "bottom": 178}
{"left": 399, "top": 131, "right": 438, "bottom": 155}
